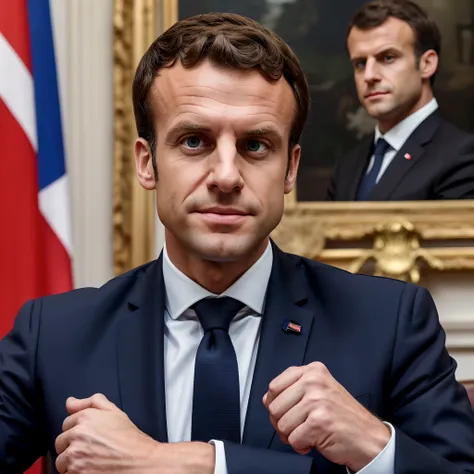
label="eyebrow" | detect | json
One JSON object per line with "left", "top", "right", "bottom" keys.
{"left": 243, "top": 126, "right": 281, "bottom": 137}
{"left": 167, "top": 122, "right": 283, "bottom": 143}
{"left": 242, "top": 127, "right": 284, "bottom": 146}
{"left": 351, "top": 47, "right": 401, "bottom": 63}
{"left": 374, "top": 47, "right": 401, "bottom": 57}
{"left": 167, "top": 121, "right": 212, "bottom": 137}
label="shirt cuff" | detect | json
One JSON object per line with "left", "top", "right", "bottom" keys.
{"left": 209, "top": 440, "right": 227, "bottom": 474}
{"left": 347, "top": 422, "right": 395, "bottom": 474}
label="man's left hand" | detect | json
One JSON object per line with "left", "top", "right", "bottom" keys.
{"left": 55, "top": 393, "right": 161, "bottom": 474}
{"left": 263, "top": 362, "right": 391, "bottom": 472}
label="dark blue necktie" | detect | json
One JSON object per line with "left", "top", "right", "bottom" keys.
{"left": 356, "top": 138, "right": 391, "bottom": 201}
{"left": 191, "top": 296, "right": 245, "bottom": 443}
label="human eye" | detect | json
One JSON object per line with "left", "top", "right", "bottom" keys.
{"left": 383, "top": 53, "right": 396, "bottom": 63}
{"left": 245, "top": 139, "right": 268, "bottom": 154}
{"left": 353, "top": 59, "right": 366, "bottom": 70}
{"left": 182, "top": 135, "right": 204, "bottom": 149}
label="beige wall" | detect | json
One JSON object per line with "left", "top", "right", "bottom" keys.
{"left": 51, "top": 0, "right": 114, "bottom": 288}
{"left": 425, "top": 273, "right": 474, "bottom": 381}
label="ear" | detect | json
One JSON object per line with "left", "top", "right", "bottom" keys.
{"left": 134, "top": 137, "right": 156, "bottom": 190}
{"left": 419, "top": 49, "right": 438, "bottom": 82}
{"left": 284, "top": 144, "right": 301, "bottom": 194}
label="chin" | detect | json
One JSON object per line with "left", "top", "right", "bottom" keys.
{"left": 191, "top": 233, "right": 262, "bottom": 263}
{"left": 367, "top": 105, "right": 394, "bottom": 121}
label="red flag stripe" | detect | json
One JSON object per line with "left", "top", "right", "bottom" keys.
{"left": 1, "top": 4, "right": 73, "bottom": 473}
{"left": 0, "top": 98, "right": 44, "bottom": 474}
{"left": 0, "top": 1, "right": 33, "bottom": 72}
{"left": 0, "top": 99, "right": 44, "bottom": 320}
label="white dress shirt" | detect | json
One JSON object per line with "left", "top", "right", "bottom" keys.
{"left": 367, "top": 98, "right": 439, "bottom": 183}
{"left": 161, "top": 242, "right": 395, "bottom": 474}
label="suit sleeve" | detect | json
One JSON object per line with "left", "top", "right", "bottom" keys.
{"left": 222, "top": 441, "right": 314, "bottom": 474}
{"left": 435, "top": 137, "right": 474, "bottom": 199}
{"left": 0, "top": 300, "right": 47, "bottom": 473}
{"left": 390, "top": 285, "right": 474, "bottom": 473}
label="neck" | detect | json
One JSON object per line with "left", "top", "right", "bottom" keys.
{"left": 378, "top": 88, "right": 434, "bottom": 134}
{"left": 165, "top": 232, "right": 269, "bottom": 294}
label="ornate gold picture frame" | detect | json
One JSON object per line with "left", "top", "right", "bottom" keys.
{"left": 113, "top": 0, "right": 474, "bottom": 283}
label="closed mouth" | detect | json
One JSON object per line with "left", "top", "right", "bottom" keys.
{"left": 196, "top": 207, "right": 249, "bottom": 216}
{"left": 365, "top": 91, "right": 389, "bottom": 98}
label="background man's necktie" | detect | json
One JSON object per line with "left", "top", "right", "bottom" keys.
{"left": 356, "top": 138, "right": 391, "bottom": 201}
{"left": 191, "top": 296, "right": 245, "bottom": 443}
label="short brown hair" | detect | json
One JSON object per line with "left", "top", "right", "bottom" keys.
{"left": 132, "top": 12, "right": 310, "bottom": 172}
{"left": 348, "top": 0, "right": 441, "bottom": 83}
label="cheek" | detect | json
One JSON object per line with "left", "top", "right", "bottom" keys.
{"left": 156, "top": 186, "right": 177, "bottom": 221}
{"left": 393, "top": 75, "right": 418, "bottom": 101}
{"left": 252, "top": 174, "right": 286, "bottom": 208}
{"left": 155, "top": 163, "right": 190, "bottom": 215}
{"left": 393, "top": 65, "right": 417, "bottom": 85}
{"left": 157, "top": 157, "right": 202, "bottom": 195}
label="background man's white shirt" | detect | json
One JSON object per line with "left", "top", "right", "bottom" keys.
{"left": 366, "top": 98, "right": 439, "bottom": 183}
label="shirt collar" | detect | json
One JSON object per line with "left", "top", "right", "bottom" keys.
{"left": 162, "top": 241, "right": 273, "bottom": 320}
{"left": 374, "top": 98, "right": 438, "bottom": 151}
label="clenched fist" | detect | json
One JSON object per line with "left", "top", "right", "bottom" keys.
{"left": 55, "top": 394, "right": 161, "bottom": 474}
{"left": 55, "top": 394, "right": 214, "bottom": 474}
{"left": 263, "top": 362, "right": 391, "bottom": 472}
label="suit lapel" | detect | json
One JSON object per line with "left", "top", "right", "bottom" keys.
{"left": 345, "top": 136, "right": 374, "bottom": 200}
{"left": 370, "top": 111, "right": 442, "bottom": 200}
{"left": 242, "top": 244, "right": 317, "bottom": 448}
{"left": 117, "top": 256, "right": 168, "bottom": 442}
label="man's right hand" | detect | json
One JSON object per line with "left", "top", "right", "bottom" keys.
{"left": 55, "top": 393, "right": 215, "bottom": 474}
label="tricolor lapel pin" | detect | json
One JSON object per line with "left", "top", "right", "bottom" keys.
{"left": 281, "top": 319, "right": 302, "bottom": 334}
{"left": 404, "top": 153, "right": 412, "bottom": 161}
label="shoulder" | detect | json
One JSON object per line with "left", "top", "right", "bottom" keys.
{"left": 285, "top": 252, "right": 421, "bottom": 317}
{"left": 30, "top": 260, "right": 156, "bottom": 320}
{"left": 436, "top": 117, "right": 474, "bottom": 151}
{"left": 300, "top": 254, "right": 409, "bottom": 292}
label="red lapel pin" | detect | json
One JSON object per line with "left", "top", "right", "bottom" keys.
{"left": 281, "top": 319, "right": 302, "bottom": 334}
{"left": 404, "top": 153, "right": 412, "bottom": 160}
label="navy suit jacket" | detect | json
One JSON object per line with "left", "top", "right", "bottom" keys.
{"left": 1, "top": 245, "right": 474, "bottom": 473}
{"left": 326, "top": 111, "right": 474, "bottom": 201}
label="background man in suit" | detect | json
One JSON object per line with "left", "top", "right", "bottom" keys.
{"left": 327, "top": 0, "right": 474, "bottom": 201}
{"left": 1, "top": 11, "right": 474, "bottom": 474}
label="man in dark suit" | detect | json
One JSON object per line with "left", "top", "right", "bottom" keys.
{"left": 1, "top": 12, "right": 473, "bottom": 474}
{"left": 327, "top": 0, "right": 474, "bottom": 201}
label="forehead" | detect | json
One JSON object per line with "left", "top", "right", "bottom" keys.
{"left": 148, "top": 60, "right": 296, "bottom": 133}
{"left": 347, "top": 17, "right": 416, "bottom": 57}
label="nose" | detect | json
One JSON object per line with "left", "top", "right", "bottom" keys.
{"left": 206, "top": 139, "right": 244, "bottom": 194}
{"left": 364, "top": 57, "right": 380, "bottom": 84}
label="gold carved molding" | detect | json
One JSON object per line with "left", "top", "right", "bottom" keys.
{"left": 113, "top": 1, "right": 474, "bottom": 284}
{"left": 113, "top": 0, "right": 175, "bottom": 275}
{"left": 272, "top": 201, "right": 474, "bottom": 283}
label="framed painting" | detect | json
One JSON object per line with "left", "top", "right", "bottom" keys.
{"left": 113, "top": 0, "right": 474, "bottom": 282}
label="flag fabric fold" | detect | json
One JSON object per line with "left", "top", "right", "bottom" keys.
{"left": 0, "top": 1, "right": 73, "bottom": 472}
